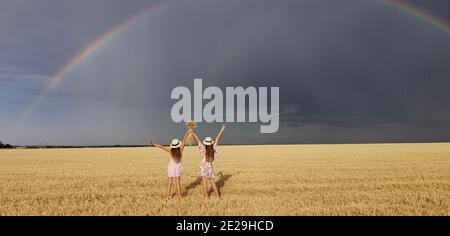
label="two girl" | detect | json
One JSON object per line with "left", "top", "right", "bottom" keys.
{"left": 150, "top": 124, "right": 226, "bottom": 199}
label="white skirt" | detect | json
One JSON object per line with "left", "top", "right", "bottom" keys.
{"left": 167, "top": 160, "right": 183, "bottom": 177}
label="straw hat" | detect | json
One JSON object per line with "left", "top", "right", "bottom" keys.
{"left": 203, "top": 137, "right": 214, "bottom": 146}
{"left": 170, "top": 139, "right": 181, "bottom": 148}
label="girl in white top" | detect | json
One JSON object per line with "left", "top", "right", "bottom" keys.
{"left": 150, "top": 129, "right": 190, "bottom": 199}
{"left": 192, "top": 124, "right": 225, "bottom": 198}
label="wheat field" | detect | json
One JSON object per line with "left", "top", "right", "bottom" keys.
{"left": 0, "top": 143, "right": 449, "bottom": 215}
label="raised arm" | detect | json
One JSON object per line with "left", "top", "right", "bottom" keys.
{"left": 180, "top": 129, "right": 191, "bottom": 152}
{"left": 214, "top": 124, "right": 226, "bottom": 145}
{"left": 191, "top": 131, "right": 202, "bottom": 146}
{"left": 149, "top": 139, "right": 171, "bottom": 153}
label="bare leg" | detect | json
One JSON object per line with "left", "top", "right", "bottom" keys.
{"left": 202, "top": 176, "right": 209, "bottom": 197}
{"left": 211, "top": 178, "right": 220, "bottom": 198}
{"left": 167, "top": 177, "right": 173, "bottom": 198}
{"left": 175, "top": 177, "right": 182, "bottom": 199}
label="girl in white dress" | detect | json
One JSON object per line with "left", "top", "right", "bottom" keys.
{"left": 192, "top": 124, "right": 225, "bottom": 198}
{"left": 150, "top": 129, "right": 190, "bottom": 199}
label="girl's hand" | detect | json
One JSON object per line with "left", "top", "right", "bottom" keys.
{"left": 215, "top": 124, "right": 226, "bottom": 145}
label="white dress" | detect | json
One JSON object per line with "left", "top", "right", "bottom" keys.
{"left": 167, "top": 158, "right": 182, "bottom": 177}
{"left": 198, "top": 144, "right": 217, "bottom": 178}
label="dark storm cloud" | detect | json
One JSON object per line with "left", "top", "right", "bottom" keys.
{"left": 201, "top": 0, "right": 450, "bottom": 132}
{"left": 19, "top": 87, "right": 111, "bottom": 102}
{"left": 1, "top": 0, "right": 449, "bottom": 145}
{"left": 0, "top": 0, "right": 156, "bottom": 72}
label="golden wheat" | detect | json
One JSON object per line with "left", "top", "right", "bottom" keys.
{"left": 0, "top": 143, "right": 449, "bottom": 215}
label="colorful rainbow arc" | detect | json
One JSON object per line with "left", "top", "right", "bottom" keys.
{"left": 16, "top": 0, "right": 449, "bottom": 124}
{"left": 16, "top": 0, "right": 173, "bottom": 124}
{"left": 382, "top": 0, "right": 449, "bottom": 34}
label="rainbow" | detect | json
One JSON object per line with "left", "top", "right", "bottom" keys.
{"left": 49, "top": 0, "right": 172, "bottom": 93}
{"left": 382, "top": 0, "right": 449, "bottom": 34}
{"left": 16, "top": 0, "right": 449, "bottom": 124}
{"left": 16, "top": 0, "right": 174, "bottom": 124}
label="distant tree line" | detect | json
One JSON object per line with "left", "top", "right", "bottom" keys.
{"left": 0, "top": 141, "right": 14, "bottom": 149}
{"left": 17, "top": 145, "right": 147, "bottom": 149}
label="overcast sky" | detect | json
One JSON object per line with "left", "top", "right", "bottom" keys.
{"left": 0, "top": 0, "right": 449, "bottom": 145}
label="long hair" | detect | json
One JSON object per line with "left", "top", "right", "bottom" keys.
{"left": 205, "top": 145, "right": 215, "bottom": 162}
{"left": 171, "top": 147, "right": 182, "bottom": 162}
